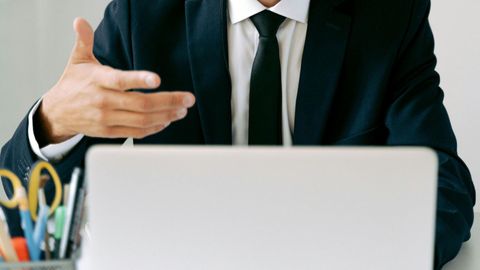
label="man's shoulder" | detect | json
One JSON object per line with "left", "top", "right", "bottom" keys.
{"left": 348, "top": 0, "right": 419, "bottom": 15}
{"left": 341, "top": 0, "right": 429, "bottom": 32}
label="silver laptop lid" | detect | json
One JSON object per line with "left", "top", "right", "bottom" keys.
{"left": 83, "top": 147, "right": 437, "bottom": 270}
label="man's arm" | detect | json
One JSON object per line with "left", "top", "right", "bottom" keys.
{"left": 1, "top": 1, "right": 133, "bottom": 196}
{"left": 386, "top": 0, "right": 476, "bottom": 268}
{"left": 1, "top": 0, "right": 194, "bottom": 235}
{"left": 29, "top": 99, "right": 85, "bottom": 162}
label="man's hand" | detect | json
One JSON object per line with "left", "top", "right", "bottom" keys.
{"left": 36, "top": 18, "right": 195, "bottom": 146}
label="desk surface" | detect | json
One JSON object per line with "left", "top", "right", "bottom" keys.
{"left": 443, "top": 212, "right": 479, "bottom": 270}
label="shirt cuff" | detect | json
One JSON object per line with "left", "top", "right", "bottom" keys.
{"left": 28, "top": 99, "right": 84, "bottom": 162}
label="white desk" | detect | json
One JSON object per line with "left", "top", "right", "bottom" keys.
{"left": 443, "top": 212, "right": 480, "bottom": 270}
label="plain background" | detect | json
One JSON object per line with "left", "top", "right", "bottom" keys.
{"left": 0, "top": 0, "right": 479, "bottom": 211}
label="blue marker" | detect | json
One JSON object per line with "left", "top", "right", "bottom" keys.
{"left": 17, "top": 188, "right": 35, "bottom": 261}
{"left": 32, "top": 205, "right": 49, "bottom": 261}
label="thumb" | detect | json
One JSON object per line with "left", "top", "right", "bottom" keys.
{"left": 70, "top": 17, "right": 96, "bottom": 64}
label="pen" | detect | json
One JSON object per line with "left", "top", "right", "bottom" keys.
{"left": 44, "top": 229, "right": 52, "bottom": 261}
{"left": 68, "top": 179, "right": 87, "bottom": 256}
{"left": 64, "top": 184, "right": 70, "bottom": 208}
{"left": 0, "top": 211, "right": 18, "bottom": 262}
{"left": 59, "top": 167, "right": 82, "bottom": 259}
{"left": 17, "top": 187, "right": 34, "bottom": 261}
{"left": 53, "top": 206, "right": 66, "bottom": 259}
{"left": 31, "top": 188, "right": 49, "bottom": 261}
{"left": 31, "top": 205, "right": 49, "bottom": 261}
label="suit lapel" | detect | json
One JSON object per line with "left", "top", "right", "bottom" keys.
{"left": 185, "top": 0, "right": 232, "bottom": 144}
{"left": 293, "top": 0, "right": 352, "bottom": 145}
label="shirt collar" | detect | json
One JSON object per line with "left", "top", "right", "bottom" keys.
{"left": 228, "top": 0, "right": 310, "bottom": 24}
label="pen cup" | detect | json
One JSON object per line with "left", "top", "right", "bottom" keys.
{"left": 0, "top": 259, "right": 76, "bottom": 270}
{"left": 0, "top": 250, "right": 79, "bottom": 270}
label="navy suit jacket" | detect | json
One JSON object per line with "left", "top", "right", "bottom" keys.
{"left": 1, "top": 0, "right": 476, "bottom": 268}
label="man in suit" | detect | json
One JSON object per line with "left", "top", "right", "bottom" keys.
{"left": 0, "top": 0, "right": 476, "bottom": 268}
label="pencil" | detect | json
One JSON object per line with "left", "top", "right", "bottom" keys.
{"left": 0, "top": 216, "right": 18, "bottom": 262}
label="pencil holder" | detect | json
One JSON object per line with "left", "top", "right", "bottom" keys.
{"left": 0, "top": 259, "right": 76, "bottom": 270}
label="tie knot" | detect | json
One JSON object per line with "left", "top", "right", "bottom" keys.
{"left": 250, "top": 10, "right": 286, "bottom": 37}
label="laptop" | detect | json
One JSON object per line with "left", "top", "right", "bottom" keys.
{"left": 81, "top": 146, "right": 438, "bottom": 270}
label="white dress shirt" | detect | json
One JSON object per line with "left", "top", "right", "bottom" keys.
{"left": 228, "top": 0, "right": 309, "bottom": 145}
{"left": 28, "top": 0, "right": 310, "bottom": 161}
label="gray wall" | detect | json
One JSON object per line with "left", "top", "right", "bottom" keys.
{"left": 0, "top": 0, "right": 110, "bottom": 140}
{"left": 430, "top": 1, "right": 480, "bottom": 212}
{"left": 0, "top": 1, "right": 479, "bottom": 210}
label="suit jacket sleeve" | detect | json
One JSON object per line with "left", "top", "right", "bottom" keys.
{"left": 385, "top": 0, "right": 476, "bottom": 268}
{"left": 0, "top": 0, "right": 130, "bottom": 236}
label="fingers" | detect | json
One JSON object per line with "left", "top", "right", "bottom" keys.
{"left": 95, "top": 109, "right": 188, "bottom": 128}
{"left": 87, "top": 92, "right": 194, "bottom": 139}
{"left": 96, "top": 89, "right": 195, "bottom": 112}
{"left": 70, "top": 17, "right": 95, "bottom": 64}
{"left": 96, "top": 66, "right": 161, "bottom": 91}
{"left": 99, "top": 125, "right": 170, "bottom": 139}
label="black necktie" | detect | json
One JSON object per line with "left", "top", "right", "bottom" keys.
{"left": 248, "top": 11, "right": 286, "bottom": 146}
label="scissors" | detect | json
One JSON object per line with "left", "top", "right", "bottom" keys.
{"left": 0, "top": 161, "right": 63, "bottom": 221}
